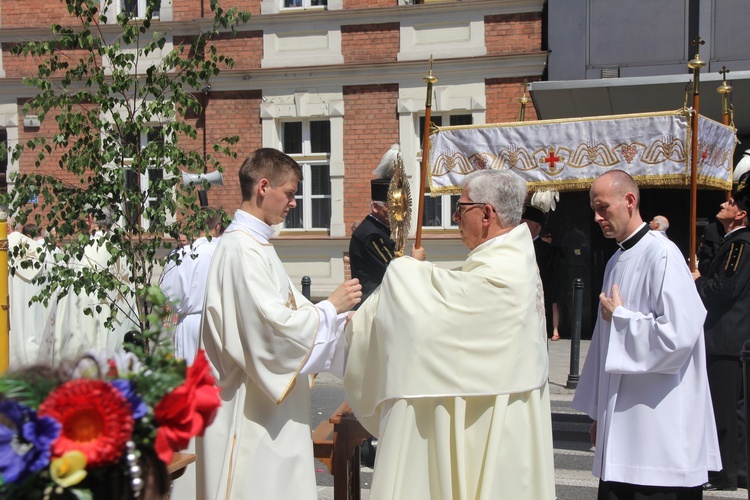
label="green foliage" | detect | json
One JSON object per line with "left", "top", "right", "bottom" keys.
{"left": 4, "top": 0, "right": 250, "bottom": 336}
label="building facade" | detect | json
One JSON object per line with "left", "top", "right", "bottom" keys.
{"left": 0, "top": 0, "right": 546, "bottom": 297}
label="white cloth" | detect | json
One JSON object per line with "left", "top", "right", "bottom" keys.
{"left": 8, "top": 233, "right": 57, "bottom": 368}
{"left": 572, "top": 229, "right": 721, "bottom": 487}
{"left": 428, "top": 112, "right": 735, "bottom": 194}
{"left": 196, "top": 210, "right": 347, "bottom": 500}
{"left": 161, "top": 236, "right": 220, "bottom": 365}
{"left": 344, "top": 224, "right": 555, "bottom": 500}
{"left": 39, "top": 231, "right": 138, "bottom": 363}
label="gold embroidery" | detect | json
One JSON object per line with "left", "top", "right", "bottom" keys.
{"left": 286, "top": 287, "right": 298, "bottom": 310}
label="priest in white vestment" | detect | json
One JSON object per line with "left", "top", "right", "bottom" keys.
{"left": 572, "top": 170, "right": 720, "bottom": 499}
{"left": 345, "top": 169, "right": 555, "bottom": 500}
{"left": 39, "top": 217, "right": 138, "bottom": 363}
{"left": 161, "top": 209, "right": 225, "bottom": 365}
{"left": 196, "top": 148, "right": 362, "bottom": 500}
{"left": 8, "top": 231, "right": 57, "bottom": 368}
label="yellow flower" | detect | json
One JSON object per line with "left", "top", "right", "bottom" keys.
{"left": 50, "top": 450, "right": 87, "bottom": 487}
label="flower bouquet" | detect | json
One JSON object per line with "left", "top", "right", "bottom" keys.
{"left": 0, "top": 288, "right": 221, "bottom": 499}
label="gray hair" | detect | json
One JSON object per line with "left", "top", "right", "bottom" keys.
{"left": 461, "top": 170, "right": 527, "bottom": 227}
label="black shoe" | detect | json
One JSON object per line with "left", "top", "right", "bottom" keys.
{"left": 702, "top": 481, "right": 737, "bottom": 491}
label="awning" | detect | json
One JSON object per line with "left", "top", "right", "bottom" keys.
{"left": 529, "top": 71, "right": 750, "bottom": 134}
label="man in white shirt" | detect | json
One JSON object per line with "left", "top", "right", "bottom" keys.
{"left": 161, "top": 207, "right": 225, "bottom": 365}
{"left": 573, "top": 170, "right": 719, "bottom": 499}
{"left": 196, "top": 148, "right": 362, "bottom": 500}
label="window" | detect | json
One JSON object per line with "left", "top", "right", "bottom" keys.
{"left": 420, "top": 113, "right": 472, "bottom": 229}
{"left": 282, "top": 120, "right": 332, "bottom": 231}
{"left": 118, "top": 0, "right": 159, "bottom": 19}
{"left": 282, "top": 0, "right": 327, "bottom": 9}
{"left": 123, "top": 126, "right": 164, "bottom": 230}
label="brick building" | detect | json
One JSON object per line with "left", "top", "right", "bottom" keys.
{"left": 0, "top": 0, "right": 546, "bottom": 296}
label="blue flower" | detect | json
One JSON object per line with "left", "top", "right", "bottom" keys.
{"left": 111, "top": 379, "right": 148, "bottom": 419}
{"left": 0, "top": 399, "right": 61, "bottom": 483}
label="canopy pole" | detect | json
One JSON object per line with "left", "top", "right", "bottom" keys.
{"left": 688, "top": 36, "right": 706, "bottom": 272}
{"left": 717, "top": 66, "right": 734, "bottom": 200}
{"left": 415, "top": 57, "right": 438, "bottom": 250}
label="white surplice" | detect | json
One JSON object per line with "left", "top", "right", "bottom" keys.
{"left": 572, "top": 228, "right": 721, "bottom": 487}
{"left": 161, "top": 236, "right": 220, "bottom": 365}
{"left": 39, "top": 231, "right": 137, "bottom": 363}
{"left": 344, "top": 224, "right": 556, "bottom": 500}
{"left": 8, "top": 232, "right": 57, "bottom": 368}
{"left": 196, "top": 210, "right": 347, "bottom": 500}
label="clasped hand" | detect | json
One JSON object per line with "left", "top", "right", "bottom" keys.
{"left": 599, "top": 284, "right": 622, "bottom": 322}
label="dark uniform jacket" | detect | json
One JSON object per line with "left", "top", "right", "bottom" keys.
{"left": 696, "top": 226, "right": 750, "bottom": 357}
{"left": 349, "top": 215, "right": 395, "bottom": 307}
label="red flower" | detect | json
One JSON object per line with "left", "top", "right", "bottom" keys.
{"left": 38, "top": 379, "right": 134, "bottom": 467}
{"left": 154, "top": 350, "right": 221, "bottom": 464}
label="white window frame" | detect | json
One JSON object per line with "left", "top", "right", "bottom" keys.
{"left": 282, "top": 120, "right": 332, "bottom": 232}
{"left": 280, "top": 0, "right": 327, "bottom": 11}
{"left": 105, "top": 0, "right": 160, "bottom": 20}
{"left": 123, "top": 126, "right": 165, "bottom": 231}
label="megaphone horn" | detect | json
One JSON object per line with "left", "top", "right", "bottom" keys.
{"left": 181, "top": 170, "right": 224, "bottom": 187}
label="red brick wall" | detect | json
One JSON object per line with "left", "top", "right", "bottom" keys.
{"left": 485, "top": 12, "right": 542, "bottom": 55}
{"left": 343, "top": 83, "right": 399, "bottom": 234}
{"left": 210, "top": 31, "right": 264, "bottom": 70}
{"left": 343, "top": 0, "right": 395, "bottom": 9}
{"left": 341, "top": 23, "right": 398, "bottom": 64}
{"left": 1, "top": 0, "right": 74, "bottom": 28}
{"left": 2, "top": 44, "right": 99, "bottom": 79}
{"left": 485, "top": 76, "right": 540, "bottom": 124}
{"left": 179, "top": 90, "right": 263, "bottom": 211}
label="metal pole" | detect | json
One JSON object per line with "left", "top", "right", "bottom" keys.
{"left": 687, "top": 36, "right": 706, "bottom": 272}
{"left": 566, "top": 278, "right": 584, "bottom": 389}
{"left": 415, "top": 56, "right": 438, "bottom": 250}
{"left": 741, "top": 340, "right": 750, "bottom": 499}
{"left": 301, "top": 276, "right": 311, "bottom": 301}
{"left": 0, "top": 212, "right": 8, "bottom": 373}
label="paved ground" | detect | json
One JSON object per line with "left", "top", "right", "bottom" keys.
{"left": 315, "top": 338, "right": 747, "bottom": 499}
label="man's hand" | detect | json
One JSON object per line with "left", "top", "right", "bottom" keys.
{"left": 599, "top": 284, "right": 622, "bottom": 322}
{"left": 691, "top": 269, "right": 701, "bottom": 281}
{"left": 328, "top": 278, "right": 362, "bottom": 314}
{"left": 411, "top": 244, "right": 426, "bottom": 261}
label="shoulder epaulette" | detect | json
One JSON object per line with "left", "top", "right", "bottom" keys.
{"left": 724, "top": 242, "right": 746, "bottom": 275}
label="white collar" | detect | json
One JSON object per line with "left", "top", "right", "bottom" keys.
{"left": 226, "top": 210, "right": 275, "bottom": 243}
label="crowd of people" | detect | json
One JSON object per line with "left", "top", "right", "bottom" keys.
{"left": 8, "top": 145, "right": 750, "bottom": 500}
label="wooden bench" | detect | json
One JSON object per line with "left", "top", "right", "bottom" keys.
{"left": 313, "top": 401, "right": 372, "bottom": 500}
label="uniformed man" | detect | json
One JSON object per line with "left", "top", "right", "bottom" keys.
{"left": 349, "top": 176, "right": 396, "bottom": 308}
{"left": 694, "top": 170, "right": 750, "bottom": 491}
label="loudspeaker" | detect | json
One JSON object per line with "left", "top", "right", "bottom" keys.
{"left": 181, "top": 170, "right": 224, "bottom": 187}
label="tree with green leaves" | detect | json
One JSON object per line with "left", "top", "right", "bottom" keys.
{"left": 2, "top": 0, "right": 250, "bottom": 348}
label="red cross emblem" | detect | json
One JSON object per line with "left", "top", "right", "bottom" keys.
{"left": 542, "top": 148, "right": 562, "bottom": 172}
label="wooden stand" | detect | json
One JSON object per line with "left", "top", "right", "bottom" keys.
{"left": 313, "top": 402, "right": 372, "bottom": 500}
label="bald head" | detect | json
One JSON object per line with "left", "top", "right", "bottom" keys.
{"left": 594, "top": 170, "right": 640, "bottom": 207}
{"left": 590, "top": 170, "right": 644, "bottom": 242}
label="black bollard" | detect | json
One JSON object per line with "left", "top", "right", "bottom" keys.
{"left": 301, "top": 275, "right": 312, "bottom": 301}
{"left": 741, "top": 339, "right": 750, "bottom": 499}
{"left": 566, "top": 278, "right": 584, "bottom": 389}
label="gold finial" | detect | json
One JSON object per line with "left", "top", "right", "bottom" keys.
{"left": 717, "top": 66, "right": 732, "bottom": 95}
{"left": 688, "top": 36, "right": 706, "bottom": 70}
{"left": 423, "top": 55, "right": 438, "bottom": 86}
{"left": 517, "top": 80, "right": 531, "bottom": 105}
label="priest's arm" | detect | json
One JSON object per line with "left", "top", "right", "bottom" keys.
{"left": 603, "top": 249, "right": 707, "bottom": 375}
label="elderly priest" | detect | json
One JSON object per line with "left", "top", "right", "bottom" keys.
{"left": 344, "top": 169, "right": 555, "bottom": 500}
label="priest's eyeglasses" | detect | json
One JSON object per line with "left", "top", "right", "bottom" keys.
{"left": 453, "top": 201, "right": 486, "bottom": 220}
